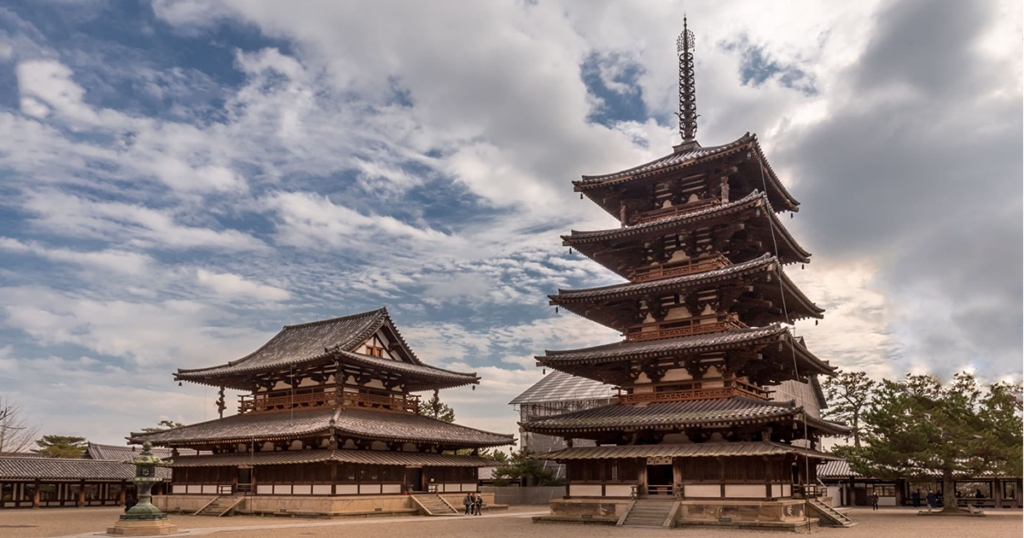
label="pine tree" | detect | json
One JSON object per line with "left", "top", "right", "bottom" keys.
{"left": 33, "top": 435, "right": 88, "bottom": 458}
{"left": 418, "top": 392, "right": 455, "bottom": 423}
{"left": 821, "top": 369, "right": 875, "bottom": 448}
{"left": 854, "top": 372, "right": 1023, "bottom": 512}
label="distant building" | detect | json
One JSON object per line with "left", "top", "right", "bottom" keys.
{"left": 818, "top": 460, "right": 1022, "bottom": 509}
{"left": 510, "top": 371, "right": 616, "bottom": 479}
{"left": 0, "top": 444, "right": 177, "bottom": 510}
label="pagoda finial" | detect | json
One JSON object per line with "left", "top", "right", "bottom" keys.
{"left": 676, "top": 15, "right": 699, "bottom": 150}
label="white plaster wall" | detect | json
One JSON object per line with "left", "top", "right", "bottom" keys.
{"left": 273, "top": 485, "right": 291, "bottom": 495}
{"left": 383, "top": 484, "right": 401, "bottom": 494}
{"left": 201, "top": 485, "right": 217, "bottom": 494}
{"left": 782, "top": 484, "right": 792, "bottom": 497}
{"left": 173, "top": 485, "right": 187, "bottom": 494}
{"left": 685, "top": 484, "right": 721, "bottom": 498}
{"left": 336, "top": 485, "right": 358, "bottom": 495}
{"left": 186, "top": 485, "right": 200, "bottom": 494}
{"left": 664, "top": 307, "right": 692, "bottom": 321}
{"left": 605, "top": 485, "right": 634, "bottom": 497}
{"left": 257, "top": 485, "right": 273, "bottom": 495}
{"left": 312, "top": 485, "right": 332, "bottom": 495}
{"left": 293, "top": 485, "right": 312, "bottom": 495}
{"left": 360, "top": 484, "right": 382, "bottom": 495}
{"left": 370, "top": 441, "right": 389, "bottom": 450}
{"left": 724, "top": 485, "right": 766, "bottom": 498}
{"left": 570, "top": 485, "right": 602, "bottom": 497}
{"left": 461, "top": 483, "right": 475, "bottom": 492}
{"left": 879, "top": 497, "right": 897, "bottom": 506}
{"left": 661, "top": 368, "right": 692, "bottom": 381}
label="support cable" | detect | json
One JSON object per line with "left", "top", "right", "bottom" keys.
{"left": 752, "top": 142, "right": 813, "bottom": 514}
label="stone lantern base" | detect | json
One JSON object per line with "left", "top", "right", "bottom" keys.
{"left": 106, "top": 518, "right": 179, "bottom": 536}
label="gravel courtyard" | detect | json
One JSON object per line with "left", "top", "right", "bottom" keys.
{"left": 0, "top": 506, "right": 1019, "bottom": 538}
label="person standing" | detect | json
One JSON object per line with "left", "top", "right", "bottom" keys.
{"left": 912, "top": 489, "right": 921, "bottom": 508}
{"left": 926, "top": 491, "right": 937, "bottom": 509}
{"left": 871, "top": 492, "right": 879, "bottom": 511}
{"left": 474, "top": 493, "right": 483, "bottom": 516}
{"left": 462, "top": 492, "right": 472, "bottom": 515}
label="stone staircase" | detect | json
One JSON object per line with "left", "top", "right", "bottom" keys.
{"left": 807, "top": 498, "right": 856, "bottom": 527}
{"left": 412, "top": 494, "right": 458, "bottom": 516}
{"left": 621, "top": 499, "right": 675, "bottom": 527}
{"left": 193, "top": 495, "right": 245, "bottom": 517}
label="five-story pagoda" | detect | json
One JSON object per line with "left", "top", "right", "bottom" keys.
{"left": 524, "top": 19, "right": 849, "bottom": 529}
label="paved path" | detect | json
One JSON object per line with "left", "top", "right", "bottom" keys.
{"left": 58, "top": 510, "right": 549, "bottom": 538}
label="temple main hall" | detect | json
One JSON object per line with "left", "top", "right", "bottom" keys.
{"left": 131, "top": 308, "right": 513, "bottom": 516}
{"left": 521, "top": 19, "right": 851, "bottom": 529}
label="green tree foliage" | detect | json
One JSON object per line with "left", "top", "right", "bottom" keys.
{"left": 33, "top": 435, "right": 87, "bottom": 458}
{"left": 853, "top": 372, "right": 1023, "bottom": 512}
{"left": 491, "top": 449, "right": 564, "bottom": 487}
{"left": 140, "top": 420, "right": 185, "bottom": 433}
{"left": 418, "top": 393, "right": 455, "bottom": 423}
{"left": 822, "top": 369, "right": 876, "bottom": 447}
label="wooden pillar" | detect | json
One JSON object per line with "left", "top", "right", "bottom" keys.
{"left": 717, "top": 457, "right": 725, "bottom": 498}
{"left": 673, "top": 458, "right": 683, "bottom": 499}
{"left": 78, "top": 479, "right": 85, "bottom": 507}
{"left": 32, "top": 479, "right": 40, "bottom": 509}
{"left": 119, "top": 481, "right": 126, "bottom": 506}
{"left": 330, "top": 462, "right": 338, "bottom": 495}
{"left": 993, "top": 479, "right": 1002, "bottom": 507}
{"left": 765, "top": 456, "right": 773, "bottom": 500}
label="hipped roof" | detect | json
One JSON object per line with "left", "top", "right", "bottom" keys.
{"left": 0, "top": 456, "right": 171, "bottom": 481}
{"left": 131, "top": 406, "right": 513, "bottom": 449}
{"left": 169, "top": 449, "right": 497, "bottom": 468}
{"left": 531, "top": 441, "right": 844, "bottom": 461}
{"left": 174, "top": 308, "right": 478, "bottom": 390}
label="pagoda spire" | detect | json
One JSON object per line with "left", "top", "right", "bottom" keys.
{"left": 676, "top": 15, "right": 699, "bottom": 150}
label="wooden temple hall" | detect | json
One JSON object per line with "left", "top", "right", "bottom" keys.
{"left": 130, "top": 308, "right": 513, "bottom": 516}
{"left": 523, "top": 19, "right": 852, "bottom": 529}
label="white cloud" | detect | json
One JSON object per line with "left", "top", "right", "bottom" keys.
{"left": 0, "top": 237, "right": 155, "bottom": 275}
{"left": 196, "top": 269, "right": 290, "bottom": 301}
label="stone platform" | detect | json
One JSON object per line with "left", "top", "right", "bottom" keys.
{"left": 106, "top": 519, "right": 179, "bottom": 536}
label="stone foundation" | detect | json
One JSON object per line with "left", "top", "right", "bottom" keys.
{"left": 106, "top": 519, "right": 179, "bottom": 536}
{"left": 677, "top": 498, "right": 806, "bottom": 525}
{"left": 155, "top": 493, "right": 497, "bottom": 517}
{"left": 548, "top": 498, "right": 631, "bottom": 519}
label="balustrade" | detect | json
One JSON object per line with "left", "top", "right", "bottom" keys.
{"left": 623, "top": 313, "right": 745, "bottom": 342}
{"left": 617, "top": 376, "right": 771, "bottom": 404}
{"left": 631, "top": 198, "right": 720, "bottom": 225}
{"left": 629, "top": 253, "right": 730, "bottom": 283}
{"left": 238, "top": 387, "right": 419, "bottom": 414}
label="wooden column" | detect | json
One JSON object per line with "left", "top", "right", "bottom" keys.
{"left": 330, "top": 462, "right": 337, "bottom": 495}
{"left": 717, "top": 457, "right": 725, "bottom": 498}
{"left": 32, "top": 479, "right": 40, "bottom": 509}
{"left": 765, "top": 456, "right": 773, "bottom": 500}
{"left": 78, "top": 479, "right": 85, "bottom": 507}
{"left": 119, "top": 481, "right": 126, "bottom": 506}
{"left": 673, "top": 458, "right": 683, "bottom": 499}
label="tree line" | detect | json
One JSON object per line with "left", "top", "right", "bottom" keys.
{"left": 822, "top": 370, "right": 1022, "bottom": 512}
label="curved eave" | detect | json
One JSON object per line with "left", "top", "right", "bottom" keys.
{"left": 335, "top": 351, "right": 480, "bottom": 391}
{"left": 521, "top": 408, "right": 800, "bottom": 435}
{"left": 573, "top": 134, "right": 799, "bottom": 212}
{"left": 563, "top": 191, "right": 811, "bottom": 268}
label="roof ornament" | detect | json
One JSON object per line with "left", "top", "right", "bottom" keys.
{"left": 675, "top": 15, "right": 699, "bottom": 151}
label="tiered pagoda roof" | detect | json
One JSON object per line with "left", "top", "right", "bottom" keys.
{"left": 531, "top": 441, "right": 844, "bottom": 462}
{"left": 175, "top": 308, "right": 479, "bottom": 392}
{"left": 574, "top": 133, "right": 799, "bottom": 216}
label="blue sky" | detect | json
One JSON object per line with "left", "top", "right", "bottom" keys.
{"left": 0, "top": 0, "right": 1020, "bottom": 446}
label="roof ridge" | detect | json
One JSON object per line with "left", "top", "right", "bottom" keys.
{"left": 283, "top": 308, "right": 386, "bottom": 330}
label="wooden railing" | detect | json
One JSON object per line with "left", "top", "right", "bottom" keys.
{"left": 792, "top": 484, "right": 825, "bottom": 499}
{"left": 646, "top": 484, "right": 674, "bottom": 496}
{"left": 239, "top": 387, "right": 419, "bottom": 414}
{"left": 624, "top": 313, "right": 745, "bottom": 342}
{"left": 617, "top": 376, "right": 772, "bottom": 404}
{"left": 629, "top": 254, "right": 731, "bottom": 283}
{"left": 631, "top": 198, "right": 721, "bottom": 225}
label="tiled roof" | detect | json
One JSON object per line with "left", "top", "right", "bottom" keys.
{"left": 133, "top": 407, "right": 338, "bottom": 445}
{"left": 574, "top": 134, "right": 799, "bottom": 211}
{"left": 577, "top": 135, "right": 753, "bottom": 184}
{"left": 550, "top": 254, "right": 823, "bottom": 324}
{"left": 84, "top": 443, "right": 203, "bottom": 460}
{"left": 804, "top": 415, "right": 852, "bottom": 436}
{"left": 817, "top": 460, "right": 862, "bottom": 479}
{"left": 336, "top": 351, "right": 478, "bottom": 390}
{"left": 521, "top": 396, "right": 799, "bottom": 433}
{"left": 540, "top": 325, "right": 786, "bottom": 364}
{"left": 170, "top": 449, "right": 497, "bottom": 468}
{"left": 175, "top": 308, "right": 476, "bottom": 390}
{"left": 532, "top": 441, "right": 844, "bottom": 461}
{"left": 132, "top": 406, "right": 513, "bottom": 448}
{"left": 562, "top": 191, "right": 810, "bottom": 266}
{"left": 0, "top": 456, "right": 170, "bottom": 480}
{"left": 509, "top": 371, "right": 616, "bottom": 405}
{"left": 332, "top": 407, "right": 513, "bottom": 447}
{"left": 553, "top": 254, "right": 774, "bottom": 301}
